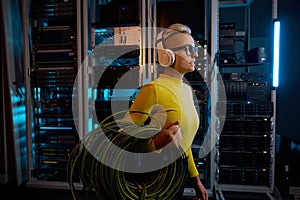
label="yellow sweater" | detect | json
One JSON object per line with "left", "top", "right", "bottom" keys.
{"left": 127, "top": 74, "right": 200, "bottom": 178}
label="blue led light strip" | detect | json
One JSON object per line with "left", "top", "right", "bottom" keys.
{"left": 273, "top": 20, "right": 280, "bottom": 87}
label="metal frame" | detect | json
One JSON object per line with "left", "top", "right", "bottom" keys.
{"left": 209, "top": 0, "right": 220, "bottom": 197}
{"left": 219, "top": 0, "right": 255, "bottom": 8}
{"left": 0, "top": 51, "right": 8, "bottom": 184}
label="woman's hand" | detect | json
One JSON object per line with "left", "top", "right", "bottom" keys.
{"left": 192, "top": 175, "right": 208, "bottom": 200}
{"left": 153, "top": 120, "right": 182, "bottom": 149}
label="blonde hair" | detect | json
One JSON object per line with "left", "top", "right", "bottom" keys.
{"left": 162, "top": 23, "right": 191, "bottom": 43}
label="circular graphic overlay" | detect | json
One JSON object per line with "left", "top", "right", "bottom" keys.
{"left": 72, "top": 26, "right": 227, "bottom": 173}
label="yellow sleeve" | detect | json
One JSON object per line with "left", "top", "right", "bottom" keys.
{"left": 126, "top": 84, "right": 158, "bottom": 152}
{"left": 128, "top": 84, "right": 157, "bottom": 125}
{"left": 186, "top": 148, "right": 199, "bottom": 178}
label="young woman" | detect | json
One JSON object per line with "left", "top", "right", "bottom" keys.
{"left": 125, "top": 23, "right": 208, "bottom": 200}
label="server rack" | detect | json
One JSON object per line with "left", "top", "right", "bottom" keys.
{"left": 215, "top": 0, "right": 276, "bottom": 197}
{"left": 82, "top": 1, "right": 217, "bottom": 198}
{"left": 88, "top": 0, "right": 142, "bottom": 130}
{"left": 90, "top": 26, "right": 141, "bottom": 127}
{"left": 26, "top": 0, "right": 82, "bottom": 187}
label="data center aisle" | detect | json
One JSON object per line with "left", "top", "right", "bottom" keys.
{"left": 0, "top": 183, "right": 293, "bottom": 200}
{"left": 0, "top": 183, "right": 74, "bottom": 200}
{"left": 0, "top": 183, "right": 220, "bottom": 200}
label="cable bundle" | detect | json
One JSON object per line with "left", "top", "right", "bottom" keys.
{"left": 68, "top": 114, "right": 188, "bottom": 200}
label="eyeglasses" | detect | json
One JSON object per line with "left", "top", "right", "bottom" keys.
{"left": 170, "top": 44, "right": 198, "bottom": 56}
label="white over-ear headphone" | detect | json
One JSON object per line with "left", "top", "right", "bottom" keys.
{"left": 156, "top": 30, "right": 176, "bottom": 67}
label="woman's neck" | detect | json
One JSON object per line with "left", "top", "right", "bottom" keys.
{"left": 164, "top": 67, "right": 184, "bottom": 80}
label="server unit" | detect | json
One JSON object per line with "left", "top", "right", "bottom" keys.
{"left": 218, "top": 23, "right": 236, "bottom": 65}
